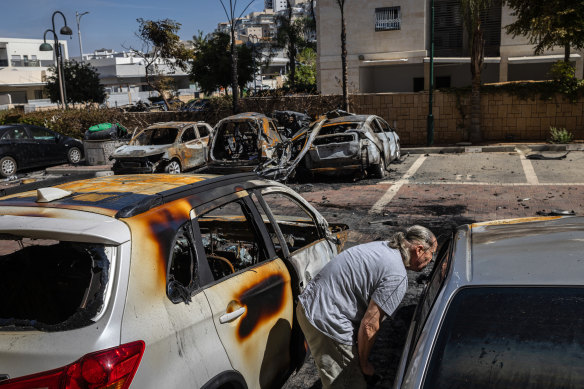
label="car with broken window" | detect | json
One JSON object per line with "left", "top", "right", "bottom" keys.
{"left": 111, "top": 121, "right": 212, "bottom": 175}
{"left": 0, "top": 124, "right": 83, "bottom": 178}
{"left": 302, "top": 114, "right": 400, "bottom": 179}
{"left": 206, "top": 112, "right": 287, "bottom": 174}
{"left": 0, "top": 173, "right": 348, "bottom": 389}
{"left": 394, "top": 216, "right": 584, "bottom": 389}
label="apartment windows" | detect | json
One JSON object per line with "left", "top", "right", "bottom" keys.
{"left": 375, "top": 6, "right": 401, "bottom": 31}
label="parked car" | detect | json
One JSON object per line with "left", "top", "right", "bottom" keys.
{"left": 206, "top": 112, "right": 286, "bottom": 174}
{"left": 112, "top": 121, "right": 213, "bottom": 174}
{"left": 394, "top": 216, "right": 584, "bottom": 389}
{"left": 0, "top": 124, "right": 83, "bottom": 178}
{"left": 303, "top": 114, "right": 400, "bottom": 178}
{"left": 0, "top": 173, "right": 348, "bottom": 388}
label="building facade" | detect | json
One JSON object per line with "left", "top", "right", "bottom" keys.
{"left": 316, "top": 0, "right": 584, "bottom": 94}
{"left": 0, "top": 37, "right": 69, "bottom": 105}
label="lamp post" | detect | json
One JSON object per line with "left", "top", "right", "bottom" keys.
{"left": 76, "top": 11, "right": 89, "bottom": 62}
{"left": 426, "top": 0, "right": 435, "bottom": 146}
{"left": 39, "top": 11, "right": 73, "bottom": 109}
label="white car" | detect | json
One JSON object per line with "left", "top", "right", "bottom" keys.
{"left": 0, "top": 173, "right": 348, "bottom": 389}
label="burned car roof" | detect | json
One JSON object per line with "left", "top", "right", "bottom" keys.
{"left": 0, "top": 173, "right": 277, "bottom": 219}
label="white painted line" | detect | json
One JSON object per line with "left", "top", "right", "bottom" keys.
{"left": 516, "top": 149, "right": 539, "bottom": 185}
{"left": 378, "top": 181, "right": 584, "bottom": 186}
{"left": 369, "top": 154, "right": 427, "bottom": 214}
{"left": 455, "top": 174, "right": 462, "bottom": 181}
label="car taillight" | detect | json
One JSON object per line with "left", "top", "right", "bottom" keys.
{"left": 0, "top": 340, "right": 145, "bottom": 389}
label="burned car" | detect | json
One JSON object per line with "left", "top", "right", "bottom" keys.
{"left": 394, "top": 216, "right": 584, "bottom": 389}
{"left": 112, "top": 121, "right": 212, "bottom": 174}
{"left": 206, "top": 112, "right": 286, "bottom": 174}
{"left": 303, "top": 114, "right": 400, "bottom": 178}
{"left": 0, "top": 173, "right": 348, "bottom": 389}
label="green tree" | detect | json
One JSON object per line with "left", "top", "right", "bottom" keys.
{"left": 127, "top": 18, "right": 193, "bottom": 110}
{"left": 286, "top": 47, "right": 316, "bottom": 92}
{"left": 45, "top": 60, "right": 105, "bottom": 105}
{"left": 190, "top": 32, "right": 256, "bottom": 96}
{"left": 461, "top": 0, "right": 495, "bottom": 143}
{"left": 275, "top": 2, "right": 304, "bottom": 89}
{"left": 505, "top": 0, "right": 584, "bottom": 63}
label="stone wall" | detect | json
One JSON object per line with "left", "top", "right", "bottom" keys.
{"left": 129, "top": 92, "right": 584, "bottom": 146}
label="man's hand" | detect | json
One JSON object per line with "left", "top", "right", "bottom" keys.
{"left": 358, "top": 300, "right": 385, "bottom": 377}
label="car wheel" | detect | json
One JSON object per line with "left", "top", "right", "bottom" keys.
{"left": 0, "top": 156, "right": 17, "bottom": 178}
{"left": 165, "top": 160, "right": 181, "bottom": 174}
{"left": 67, "top": 147, "right": 82, "bottom": 164}
{"left": 371, "top": 157, "right": 387, "bottom": 179}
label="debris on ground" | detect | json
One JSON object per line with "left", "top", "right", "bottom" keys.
{"left": 526, "top": 152, "right": 569, "bottom": 160}
{"left": 536, "top": 209, "right": 576, "bottom": 216}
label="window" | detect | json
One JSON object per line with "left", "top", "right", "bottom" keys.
{"left": 28, "top": 127, "right": 55, "bottom": 141}
{"left": 436, "top": 76, "right": 451, "bottom": 89}
{"left": 197, "top": 125, "right": 210, "bottom": 137}
{"left": 424, "top": 286, "right": 584, "bottom": 389}
{"left": 198, "top": 201, "right": 267, "bottom": 281}
{"left": 375, "top": 7, "right": 401, "bottom": 31}
{"left": 180, "top": 127, "right": 197, "bottom": 143}
{"left": 371, "top": 119, "right": 384, "bottom": 134}
{"left": 167, "top": 222, "right": 200, "bottom": 303}
{"left": 250, "top": 193, "right": 286, "bottom": 258}
{"left": 260, "top": 191, "right": 320, "bottom": 254}
{"left": 1, "top": 128, "right": 28, "bottom": 140}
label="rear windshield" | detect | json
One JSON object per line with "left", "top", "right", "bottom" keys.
{"left": 0, "top": 237, "right": 113, "bottom": 332}
{"left": 132, "top": 127, "right": 179, "bottom": 145}
{"left": 424, "top": 287, "right": 584, "bottom": 389}
{"left": 212, "top": 120, "right": 260, "bottom": 161}
{"left": 319, "top": 123, "right": 360, "bottom": 136}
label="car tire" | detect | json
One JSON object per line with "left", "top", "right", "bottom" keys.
{"left": 0, "top": 156, "right": 17, "bottom": 178}
{"left": 67, "top": 147, "right": 82, "bottom": 164}
{"left": 165, "top": 160, "right": 181, "bottom": 174}
{"left": 371, "top": 157, "right": 387, "bottom": 179}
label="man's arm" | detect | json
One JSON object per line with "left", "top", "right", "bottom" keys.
{"left": 358, "top": 299, "right": 386, "bottom": 376}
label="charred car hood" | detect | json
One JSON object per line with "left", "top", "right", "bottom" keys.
{"left": 112, "top": 144, "right": 170, "bottom": 158}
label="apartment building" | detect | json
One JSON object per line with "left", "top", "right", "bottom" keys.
{"left": 316, "top": 0, "right": 584, "bottom": 94}
{"left": 0, "top": 37, "right": 69, "bottom": 104}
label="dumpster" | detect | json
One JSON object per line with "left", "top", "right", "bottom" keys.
{"left": 83, "top": 123, "right": 130, "bottom": 165}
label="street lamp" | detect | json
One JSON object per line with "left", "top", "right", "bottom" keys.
{"left": 76, "top": 11, "right": 89, "bottom": 62}
{"left": 426, "top": 0, "right": 435, "bottom": 146}
{"left": 39, "top": 11, "right": 73, "bottom": 109}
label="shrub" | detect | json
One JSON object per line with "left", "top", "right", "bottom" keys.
{"left": 549, "top": 127, "right": 574, "bottom": 144}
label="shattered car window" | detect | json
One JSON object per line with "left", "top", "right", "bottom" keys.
{"left": 133, "top": 128, "right": 179, "bottom": 146}
{"left": 180, "top": 127, "right": 197, "bottom": 143}
{"left": 198, "top": 201, "right": 268, "bottom": 280}
{"left": 0, "top": 237, "right": 112, "bottom": 332}
{"left": 212, "top": 121, "right": 260, "bottom": 161}
{"left": 167, "top": 222, "right": 200, "bottom": 304}
{"left": 319, "top": 123, "right": 360, "bottom": 136}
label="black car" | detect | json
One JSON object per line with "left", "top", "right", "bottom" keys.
{"left": 0, "top": 124, "right": 83, "bottom": 178}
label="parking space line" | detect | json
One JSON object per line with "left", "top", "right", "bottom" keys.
{"left": 369, "top": 154, "right": 427, "bottom": 214}
{"left": 389, "top": 182, "right": 584, "bottom": 186}
{"left": 517, "top": 149, "right": 539, "bottom": 185}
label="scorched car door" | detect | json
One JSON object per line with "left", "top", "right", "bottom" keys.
{"left": 196, "top": 198, "right": 294, "bottom": 389}
{"left": 179, "top": 126, "right": 206, "bottom": 169}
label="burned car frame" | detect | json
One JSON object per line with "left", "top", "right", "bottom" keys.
{"left": 0, "top": 173, "right": 348, "bottom": 389}
{"left": 112, "top": 121, "right": 212, "bottom": 175}
{"left": 303, "top": 114, "right": 400, "bottom": 179}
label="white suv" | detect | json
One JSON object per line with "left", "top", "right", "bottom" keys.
{"left": 0, "top": 173, "right": 347, "bottom": 389}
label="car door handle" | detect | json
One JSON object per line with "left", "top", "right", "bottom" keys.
{"left": 219, "top": 307, "right": 246, "bottom": 324}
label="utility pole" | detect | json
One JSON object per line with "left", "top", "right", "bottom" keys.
{"left": 76, "top": 11, "right": 89, "bottom": 62}
{"left": 426, "top": 0, "right": 435, "bottom": 146}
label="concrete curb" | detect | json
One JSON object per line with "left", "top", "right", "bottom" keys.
{"left": 403, "top": 143, "right": 584, "bottom": 155}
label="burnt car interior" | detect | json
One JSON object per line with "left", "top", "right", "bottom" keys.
{"left": 319, "top": 123, "right": 360, "bottom": 136}
{"left": 198, "top": 201, "right": 268, "bottom": 280}
{"left": 134, "top": 128, "right": 179, "bottom": 146}
{"left": 0, "top": 237, "right": 109, "bottom": 331}
{"left": 212, "top": 121, "right": 260, "bottom": 161}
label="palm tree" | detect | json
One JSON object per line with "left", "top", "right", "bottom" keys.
{"left": 460, "top": 0, "right": 494, "bottom": 143}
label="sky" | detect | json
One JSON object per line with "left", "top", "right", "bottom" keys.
{"left": 0, "top": 0, "right": 265, "bottom": 57}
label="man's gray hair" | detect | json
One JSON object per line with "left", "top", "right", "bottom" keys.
{"left": 387, "top": 225, "right": 436, "bottom": 266}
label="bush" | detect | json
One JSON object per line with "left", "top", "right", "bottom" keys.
{"left": 549, "top": 127, "right": 574, "bottom": 144}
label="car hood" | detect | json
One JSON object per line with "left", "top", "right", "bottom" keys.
{"left": 112, "top": 144, "right": 170, "bottom": 158}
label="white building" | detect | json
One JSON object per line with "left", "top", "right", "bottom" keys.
{"left": 0, "top": 37, "right": 69, "bottom": 106}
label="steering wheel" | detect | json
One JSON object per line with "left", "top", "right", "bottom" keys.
{"left": 207, "top": 254, "right": 235, "bottom": 279}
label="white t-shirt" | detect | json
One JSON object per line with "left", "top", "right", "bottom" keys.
{"left": 299, "top": 241, "right": 407, "bottom": 345}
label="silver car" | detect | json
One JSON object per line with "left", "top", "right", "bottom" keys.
{"left": 394, "top": 216, "right": 584, "bottom": 389}
{"left": 303, "top": 114, "right": 400, "bottom": 178}
{"left": 0, "top": 173, "right": 348, "bottom": 388}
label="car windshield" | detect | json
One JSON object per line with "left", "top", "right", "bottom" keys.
{"left": 132, "top": 127, "right": 179, "bottom": 145}
{"left": 0, "top": 236, "right": 113, "bottom": 332}
{"left": 423, "top": 286, "right": 584, "bottom": 389}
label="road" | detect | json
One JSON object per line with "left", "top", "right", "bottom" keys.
{"left": 283, "top": 149, "right": 584, "bottom": 388}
